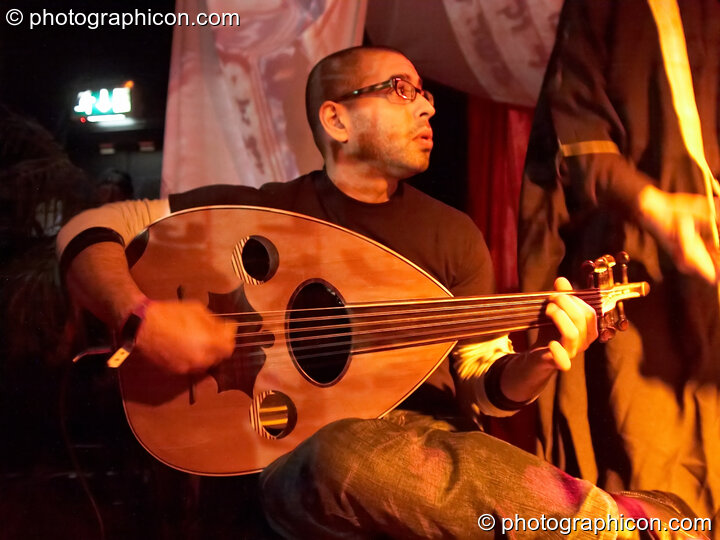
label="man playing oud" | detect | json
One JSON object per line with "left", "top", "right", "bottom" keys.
{"left": 57, "top": 46, "right": 704, "bottom": 538}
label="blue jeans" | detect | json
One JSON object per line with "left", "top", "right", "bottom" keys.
{"left": 259, "top": 410, "right": 618, "bottom": 539}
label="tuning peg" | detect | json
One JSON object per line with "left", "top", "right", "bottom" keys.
{"left": 582, "top": 260, "right": 596, "bottom": 288}
{"left": 584, "top": 253, "right": 640, "bottom": 341}
{"left": 614, "top": 252, "right": 630, "bottom": 330}
{"left": 616, "top": 251, "right": 629, "bottom": 284}
{"left": 599, "top": 309, "right": 618, "bottom": 342}
{"left": 593, "top": 255, "right": 615, "bottom": 289}
{"left": 599, "top": 325, "right": 617, "bottom": 342}
{"left": 615, "top": 302, "right": 628, "bottom": 331}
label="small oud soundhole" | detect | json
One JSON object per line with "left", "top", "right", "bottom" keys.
{"left": 288, "top": 280, "right": 351, "bottom": 385}
{"left": 251, "top": 390, "right": 297, "bottom": 439}
{"left": 232, "top": 236, "right": 279, "bottom": 284}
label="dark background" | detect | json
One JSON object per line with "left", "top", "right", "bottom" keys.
{"left": 1, "top": 3, "right": 176, "bottom": 538}
{"left": 1, "top": 0, "right": 174, "bottom": 199}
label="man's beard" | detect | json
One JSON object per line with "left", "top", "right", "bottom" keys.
{"left": 355, "top": 127, "right": 430, "bottom": 177}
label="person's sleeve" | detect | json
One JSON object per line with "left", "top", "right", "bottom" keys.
{"left": 519, "top": 0, "right": 657, "bottom": 294}
{"left": 447, "top": 215, "right": 532, "bottom": 419}
{"left": 546, "top": 0, "right": 656, "bottom": 210}
{"left": 56, "top": 199, "right": 170, "bottom": 275}
{"left": 452, "top": 337, "right": 534, "bottom": 420}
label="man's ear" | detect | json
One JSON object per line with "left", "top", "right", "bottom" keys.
{"left": 318, "top": 100, "right": 349, "bottom": 143}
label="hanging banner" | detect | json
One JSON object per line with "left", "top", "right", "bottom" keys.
{"left": 365, "top": 0, "right": 561, "bottom": 106}
{"left": 162, "top": 0, "right": 366, "bottom": 195}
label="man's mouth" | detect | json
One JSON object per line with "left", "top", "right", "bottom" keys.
{"left": 415, "top": 128, "right": 434, "bottom": 148}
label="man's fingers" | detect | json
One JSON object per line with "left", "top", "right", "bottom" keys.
{"left": 545, "top": 300, "right": 581, "bottom": 358}
{"left": 137, "top": 301, "right": 236, "bottom": 374}
{"left": 548, "top": 293, "right": 597, "bottom": 347}
{"left": 553, "top": 276, "right": 597, "bottom": 341}
{"left": 639, "top": 187, "right": 718, "bottom": 283}
{"left": 546, "top": 277, "right": 599, "bottom": 363}
{"left": 219, "top": 318, "right": 238, "bottom": 357}
{"left": 553, "top": 276, "right": 572, "bottom": 292}
{"left": 568, "top": 292, "right": 599, "bottom": 343}
{"left": 197, "top": 305, "right": 237, "bottom": 359}
{"left": 548, "top": 340, "right": 571, "bottom": 371}
{"left": 676, "top": 215, "right": 717, "bottom": 283}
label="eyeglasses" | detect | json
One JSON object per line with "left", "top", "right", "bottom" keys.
{"left": 335, "top": 76, "right": 434, "bottom": 106}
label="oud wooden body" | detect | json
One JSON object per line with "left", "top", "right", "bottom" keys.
{"left": 121, "top": 206, "right": 456, "bottom": 475}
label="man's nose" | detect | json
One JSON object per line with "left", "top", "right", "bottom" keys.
{"left": 416, "top": 94, "right": 435, "bottom": 118}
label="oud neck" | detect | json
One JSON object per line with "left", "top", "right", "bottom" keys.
{"left": 346, "top": 283, "right": 648, "bottom": 354}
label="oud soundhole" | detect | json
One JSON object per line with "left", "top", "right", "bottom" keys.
{"left": 232, "top": 236, "right": 279, "bottom": 284}
{"left": 251, "top": 390, "right": 297, "bottom": 439}
{"left": 288, "top": 280, "right": 351, "bottom": 385}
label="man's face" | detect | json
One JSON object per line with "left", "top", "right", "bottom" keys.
{"left": 342, "top": 52, "right": 436, "bottom": 180}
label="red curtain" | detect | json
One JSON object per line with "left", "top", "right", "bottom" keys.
{"left": 465, "top": 96, "right": 537, "bottom": 451}
{"left": 466, "top": 96, "right": 534, "bottom": 292}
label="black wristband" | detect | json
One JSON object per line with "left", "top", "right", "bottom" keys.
{"left": 60, "top": 227, "right": 125, "bottom": 278}
{"left": 484, "top": 354, "right": 535, "bottom": 411}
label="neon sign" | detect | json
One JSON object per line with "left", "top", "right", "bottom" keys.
{"left": 73, "top": 82, "right": 133, "bottom": 123}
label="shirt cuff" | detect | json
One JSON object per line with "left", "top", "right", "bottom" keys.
{"left": 452, "top": 335, "right": 525, "bottom": 419}
{"left": 56, "top": 198, "right": 170, "bottom": 273}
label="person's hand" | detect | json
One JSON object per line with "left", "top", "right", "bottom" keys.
{"left": 134, "top": 300, "right": 236, "bottom": 374}
{"left": 532, "top": 277, "right": 598, "bottom": 371}
{"left": 638, "top": 185, "right": 718, "bottom": 283}
{"left": 499, "top": 277, "right": 598, "bottom": 403}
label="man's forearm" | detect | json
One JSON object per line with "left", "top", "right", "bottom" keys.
{"left": 498, "top": 349, "right": 557, "bottom": 403}
{"left": 57, "top": 198, "right": 170, "bottom": 328}
{"left": 65, "top": 240, "right": 236, "bottom": 374}
{"left": 65, "top": 241, "right": 148, "bottom": 331}
{"left": 489, "top": 278, "right": 597, "bottom": 407}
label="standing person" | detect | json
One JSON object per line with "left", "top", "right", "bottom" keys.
{"left": 59, "top": 46, "right": 704, "bottom": 538}
{"left": 519, "top": 0, "right": 720, "bottom": 533}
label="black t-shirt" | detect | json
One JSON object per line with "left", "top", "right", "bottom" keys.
{"left": 170, "top": 169, "right": 495, "bottom": 415}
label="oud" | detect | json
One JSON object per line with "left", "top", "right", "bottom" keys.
{"left": 115, "top": 206, "right": 648, "bottom": 475}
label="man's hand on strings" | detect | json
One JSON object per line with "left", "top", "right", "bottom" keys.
{"left": 135, "top": 300, "right": 236, "bottom": 374}
{"left": 532, "top": 277, "right": 598, "bottom": 371}
{"left": 638, "top": 185, "right": 718, "bottom": 283}
{"left": 498, "top": 278, "right": 597, "bottom": 404}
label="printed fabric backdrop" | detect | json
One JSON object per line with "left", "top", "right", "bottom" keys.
{"left": 364, "top": 0, "right": 562, "bottom": 106}
{"left": 162, "top": 0, "right": 367, "bottom": 194}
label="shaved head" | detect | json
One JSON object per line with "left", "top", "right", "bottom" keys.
{"left": 305, "top": 46, "right": 407, "bottom": 154}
